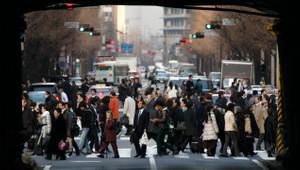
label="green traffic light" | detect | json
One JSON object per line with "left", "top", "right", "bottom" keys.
{"left": 79, "top": 27, "right": 85, "bottom": 32}
{"left": 206, "top": 24, "right": 212, "bottom": 29}
{"left": 89, "top": 32, "right": 93, "bottom": 36}
{"left": 192, "top": 34, "right": 197, "bottom": 39}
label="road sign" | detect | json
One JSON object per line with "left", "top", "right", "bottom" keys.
{"left": 222, "top": 18, "right": 237, "bottom": 26}
{"left": 64, "top": 21, "right": 79, "bottom": 28}
{"left": 121, "top": 43, "right": 134, "bottom": 53}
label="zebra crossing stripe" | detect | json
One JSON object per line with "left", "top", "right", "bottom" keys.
{"left": 174, "top": 152, "right": 189, "bottom": 159}
{"left": 43, "top": 165, "right": 51, "bottom": 170}
{"left": 201, "top": 154, "right": 219, "bottom": 159}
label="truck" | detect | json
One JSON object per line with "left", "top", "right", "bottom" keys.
{"left": 178, "top": 62, "right": 197, "bottom": 76}
{"left": 116, "top": 56, "right": 137, "bottom": 72}
{"left": 93, "top": 61, "right": 129, "bottom": 85}
{"left": 220, "top": 60, "right": 254, "bottom": 89}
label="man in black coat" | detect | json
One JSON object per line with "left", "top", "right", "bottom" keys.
{"left": 21, "top": 98, "right": 34, "bottom": 142}
{"left": 132, "top": 100, "right": 149, "bottom": 158}
{"left": 185, "top": 75, "right": 194, "bottom": 98}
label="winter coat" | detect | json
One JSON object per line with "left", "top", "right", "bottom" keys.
{"left": 224, "top": 110, "right": 237, "bottom": 132}
{"left": 165, "top": 86, "right": 177, "bottom": 99}
{"left": 22, "top": 107, "right": 34, "bottom": 140}
{"left": 80, "top": 109, "right": 92, "bottom": 128}
{"left": 202, "top": 113, "right": 219, "bottom": 141}
{"left": 123, "top": 96, "right": 136, "bottom": 125}
{"left": 265, "top": 113, "right": 276, "bottom": 143}
{"left": 104, "top": 119, "right": 117, "bottom": 142}
{"left": 252, "top": 103, "right": 268, "bottom": 134}
{"left": 48, "top": 114, "right": 66, "bottom": 154}
{"left": 62, "top": 109, "right": 73, "bottom": 137}
{"left": 109, "top": 96, "right": 119, "bottom": 120}
{"left": 183, "top": 108, "right": 195, "bottom": 136}
{"left": 38, "top": 111, "right": 52, "bottom": 138}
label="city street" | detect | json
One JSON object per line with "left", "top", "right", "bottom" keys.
{"left": 31, "top": 126, "right": 274, "bottom": 170}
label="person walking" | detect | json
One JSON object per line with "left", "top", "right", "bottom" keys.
{"left": 78, "top": 102, "right": 92, "bottom": 154}
{"left": 45, "top": 108, "right": 67, "bottom": 160}
{"left": 97, "top": 111, "right": 120, "bottom": 158}
{"left": 123, "top": 92, "right": 136, "bottom": 135}
{"left": 202, "top": 105, "right": 219, "bottom": 156}
{"left": 132, "top": 100, "right": 149, "bottom": 158}
{"left": 252, "top": 96, "right": 268, "bottom": 150}
{"left": 180, "top": 98, "right": 195, "bottom": 152}
{"left": 109, "top": 91, "right": 119, "bottom": 122}
{"left": 221, "top": 103, "right": 240, "bottom": 157}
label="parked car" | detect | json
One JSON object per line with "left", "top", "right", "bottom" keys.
{"left": 30, "top": 82, "right": 57, "bottom": 95}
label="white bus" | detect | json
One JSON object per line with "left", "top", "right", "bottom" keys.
{"left": 93, "top": 61, "right": 129, "bottom": 85}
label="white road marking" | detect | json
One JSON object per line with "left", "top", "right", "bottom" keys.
{"left": 120, "top": 136, "right": 130, "bottom": 141}
{"left": 146, "top": 143, "right": 158, "bottom": 170}
{"left": 201, "top": 154, "right": 219, "bottom": 159}
{"left": 233, "top": 156, "right": 249, "bottom": 160}
{"left": 174, "top": 152, "right": 189, "bottom": 159}
{"left": 86, "top": 153, "right": 100, "bottom": 158}
{"left": 118, "top": 148, "right": 132, "bottom": 158}
{"left": 251, "top": 159, "right": 268, "bottom": 170}
{"left": 71, "top": 160, "right": 102, "bottom": 163}
{"left": 43, "top": 165, "right": 51, "bottom": 170}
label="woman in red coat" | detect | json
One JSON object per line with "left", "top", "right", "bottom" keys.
{"left": 109, "top": 91, "right": 119, "bottom": 121}
{"left": 97, "top": 111, "right": 120, "bottom": 158}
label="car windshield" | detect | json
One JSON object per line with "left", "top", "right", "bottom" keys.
{"left": 31, "top": 85, "right": 56, "bottom": 93}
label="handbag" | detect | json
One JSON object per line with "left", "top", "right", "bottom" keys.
{"left": 140, "top": 132, "right": 148, "bottom": 145}
{"left": 58, "top": 140, "right": 69, "bottom": 151}
{"left": 176, "top": 121, "right": 186, "bottom": 130}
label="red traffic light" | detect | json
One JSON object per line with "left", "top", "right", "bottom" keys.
{"left": 66, "top": 3, "right": 73, "bottom": 10}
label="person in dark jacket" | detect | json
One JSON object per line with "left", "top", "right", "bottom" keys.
{"left": 170, "top": 98, "right": 184, "bottom": 154}
{"left": 78, "top": 102, "right": 92, "bottom": 154}
{"left": 87, "top": 101, "right": 100, "bottom": 153}
{"left": 180, "top": 98, "right": 196, "bottom": 152}
{"left": 45, "top": 108, "right": 67, "bottom": 160}
{"left": 132, "top": 100, "right": 149, "bottom": 158}
{"left": 185, "top": 75, "right": 194, "bottom": 98}
{"left": 151, "top": 100, "right": 169, "bottom": 155}
{"left": 45, "top": 91, "right": 57, "bottom": 113}
{"left": 58, "top": 102, "right": 80, "bottom": 156}
{"left": 215, "top": 91, "right": 227, "bottom": 109}
{"left": 97, "top": 111, "right": 120, "bottom": 158}
{"left": 99, "top": 96, "right": 110, "bottom": 147}
{"left": 22, "top": 97, "right": 35, "bottom": 143}
{"left": 265, "top": 101, "right": 276, "bottom": 157}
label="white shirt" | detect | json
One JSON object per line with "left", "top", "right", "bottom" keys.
{"left": 61, "top": 91, "right": 69, "bottom": 103}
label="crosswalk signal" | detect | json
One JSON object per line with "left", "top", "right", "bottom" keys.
{"left": 192, "top": 32, "right": 204, "bottom": 39}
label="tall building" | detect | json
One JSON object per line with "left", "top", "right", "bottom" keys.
{"left": 163, "top": 8, "right": 191, "bottom": 64}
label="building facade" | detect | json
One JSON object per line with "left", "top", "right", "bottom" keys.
{"left": 163, "top": 8, "right": 191, "bottom": 64}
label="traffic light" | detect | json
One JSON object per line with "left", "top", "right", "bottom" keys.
{"left": 205, "top": 22, "right": 221, "bottom": 29}
{"left": 66, "top": 3, "right": 73, "bottom": 10}
{"left": 192, "top": 32, "right": 204, "bottom": 39}
{"left": 79, "top": 24, "right": 90, "bottom": 32}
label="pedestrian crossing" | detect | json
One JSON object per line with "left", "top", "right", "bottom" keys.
{"left": 77, "top": 147, "right": 275, "bottom": 161}
{"left": 74, "top": 135, "right": 275, "bottom": 161}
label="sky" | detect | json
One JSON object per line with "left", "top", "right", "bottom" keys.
{"left": 126, "top": 6, "right": 163, "bottom": 40}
